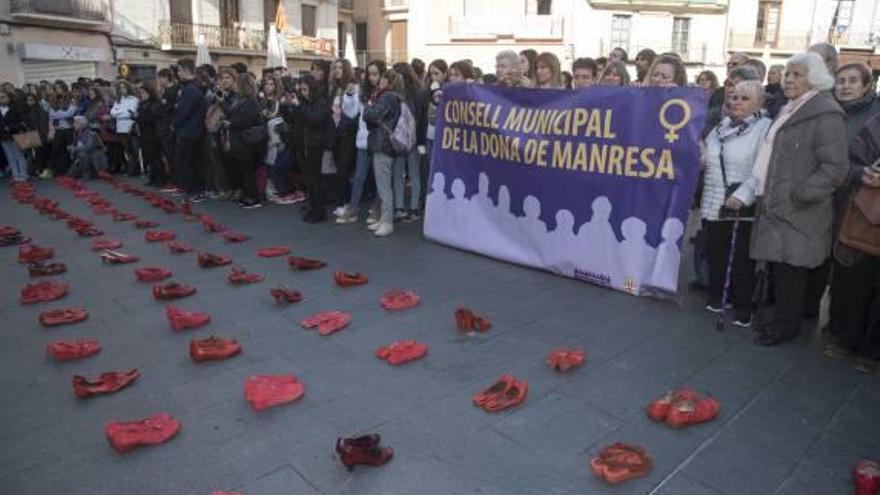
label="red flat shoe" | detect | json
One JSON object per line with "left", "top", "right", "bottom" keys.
{"left": 0, "top": 226, "right": 20, "bottom": 236}
{"left": 168, "top": 241, "right": 194, "bottom": 253}
{"left": 380, "top": 289, "right": 421, "bottom": 311}
{"left": 270, "top": 286, "right": 303, "bottom": 304}
{"left": 337, "top": 443, "right": 394, "bottom": 472}
{"left": 66, "top": 217, "right": 92, "bottom": 230}
{"left": 589, "top": 443, "right": 653, "bottom": 484}
{"left": 546, "top": 348, "right": 585, "bottom": 372}
{"left": 28, "top": 261, "right": 67, "bottom": 277}
{"left": 200, "top": 215, "right": 226, "bottom": 233}
{"left": 135, "top": 267, "right": 172, "bottom": 282}
{"left": 166, "top": 305, "right": 211, "bottom": 331}
{"left": 335, "top": 435, "right": 381, "bottom": 456}
{"left": 482, "top": 378, "right": 528, "bottom": 412}
{"left": 46, "top": 340, "right": 101, "bottom": 361}
{"left": 152, "top": 282, "right": 197, "bottom": 300}
{"left": 1, "top": 233, "right": 31, "bottom": 246}
{"left": 39, "top": 307, "right": 88, "bottom": 326}
{"left": 375, "top": 340, "right": 429, "bottom": 365}
{"left": 134, "top": 220, "right": 159, "bottom": 229}
{"left": 334, "top": 271, "right": 368, "bottom": 287}
{"left": 112, "top": 211, "right": 137, "bottom": 222}
{"left": 73, "top": 369, "right": 139, "bottom": 398}
{"left": 288, "top": 256, "right": 327, "bottom": 270}
{"left": 91, "top": 204, "right": 115, "bottom": 215}
{"left": 645, "top": 389, "right": 699, "bottom": 423}
{"left": 664, "top": 395, "right": 720, "bottom": 429}
{"left": 105, "top": 413, "right": 180, "bottom": 454}
{"left": 19, "top": 244, "right": 54, "bottom": 263}
{"left": 145, "top": 230, "right": 176, "bottom": 242}
{"left": 257, "top": 246, "right": 291, "bottom": 258}
{"left": 190, "top": 336, "right": 241, "bottom": 362}
{"left": 473, "top": 374, "right": 516, "bottom": 407}
{"left": 92, "top": 239, "right": 123, "bottom": 251}
{"left": 74, "top": 225, "right": 104, "bottom": 237}
{"left": 73, "top": 188, "right": 96, "bottom": 198}
{"left": 227, "top": 268, "right": 264, "bottom": 285}
{"left": 222, "top": 232, "right": 249, "bottom": 243}
{"left": 300, "top": 311, "right": 352, "bottom": 336}
{"left": 100, "top": 250, "right": 140, "bottom": 264}
{"left": 854, "top": 459, "right": 880, "bottom": 495}
{"left": 198, "top": 252, "right": 232, "bottom": 268}
{"left": 243, "top": 374, "right": 305, "bottom": 411}
{"left": 21, "top": 280, "right": 69, "bottom": 304}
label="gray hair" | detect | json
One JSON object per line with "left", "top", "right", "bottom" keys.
{"left": 787, "top": 52, "right": 835, "bottom": 91}
{"left": 734, "top": 80, "right": 765, "bottom": 106}
{"left": 728, "top": 66, "right": 760, "bottom": 82}
{"left": 743, "top": 59, "right": 766, "bottom": 82}
{"left": 808, "top": 42, "right": 838, "bottom": 72}
{"left": 496, "top": 50, "right": 520, "bottom": 68}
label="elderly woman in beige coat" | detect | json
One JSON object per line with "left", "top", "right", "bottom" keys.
{"left": 726, "top": 52, "right": 849, "bottom": 346}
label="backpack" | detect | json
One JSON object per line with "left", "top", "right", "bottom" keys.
{"left": 387, "top": 102, "right": 416, "bottom": 155}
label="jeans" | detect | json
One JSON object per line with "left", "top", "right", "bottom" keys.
{"left": 373, "top": 152, "right": 394, "bottom": 224}
{"left": 393, "top": 147, "right": 420, "bottom": 211}
{"left": 1, "top": 140, "right": 28, "bottom": 180}
{"left": 349, "top": 149, "right": 371, "bottom": 211}
{"left": 269, "top": 148, "right": 298, "bottom": 196}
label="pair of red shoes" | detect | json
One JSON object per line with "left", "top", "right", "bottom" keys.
{"left": 153, "top": 282, "right": 196, "bottom": 300}
{"left": 257, "top": 246, "right": 290, "bottom": 258}
{"left": 335, "top": 271, "right": 368, "bottom": 287}
{"left": 855, "top": 459, "right": 880, "bottom": 495}
{"left": 227, "top": 268, "right": 264, "bottom": 285}
{"left": 589, "top": 443, "right": 654, "bottom": 484}
{"left": 222, "top": 231, "right": 249, "bottom": 243}
{"left": 473, "top": 374, "right": 528, "bottom": 412}
{"left": 145, "top": 230, "right": 176, "bottom": 242}
{"left": 380, "top": 290, "right": 420, "bottom": 310}
{"left": 105, "top": 413, "right": 180, "bottom": 454}
{"left": 376, "top": 340, "right": 428, "bottom": 365}
{"left": 28, "top": 261, "right": 67, "bottom": 277}
{"left": 166, "top": 306, "right": 211, "bottom": 331}
{"left": 200, "top": 215, "right": 226, "bottom": 233}
{"left": 21, "top": 280, "right": 69, "bottom": 304}
{"left": 244, "top": 374, "right": 305, "bottom": 411}
{"left": 92, "top": 239, "right": 123, "bottom": 251}
{"left": 455, "top": 308, "right": 491, "bottom": 332}
{"left": 300, "top": 311, "right": 352, "bottom": 336}
{"left": 100, "top": 250, "right": 140, "bottom": 264}
{"left": 39, "top": 307, "right": 88, "bottom": 326}
{"left": 646, "top": 389, "right": 720, "bottom": 429}
{"left": 168, "top": 241, "right": 194, "bottom": 253}
{"left": 270, "top": 286, "right": 303, "bottom": 304}
{"left": 19, "top": 244, "right": 54, "bottom": 263}
{"left": 46, "top": 340, "right": 101, "bottom": 361}
{"left": 336, "top": 434, "right": 393, "bottom": 471}
{"left": 190, "top": 336, "right": 241, "bottom": 362}
{"left": 135, "top": 267, "right": 172, "bottom": 282}
{"left": 288, "top": 256, "right": 326, "bottom": 270}
{"left": 73, "top": 369, "right": 139, "bottom": 398}
{"left": 198, "top": 252, "right": 232, "bottom": 268}
{"left": 134, "top": 220, "right": 159, "bottom": 229}
{"left": 546, "top": 349, "right": 585, "bottom": 372}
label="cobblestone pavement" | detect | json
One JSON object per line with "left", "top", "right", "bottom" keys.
{"left": 1, "top": 178, "right": 877, "bottom": 495}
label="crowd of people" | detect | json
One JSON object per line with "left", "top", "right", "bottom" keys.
{"left": 0, "top": 42, "right": 878, "bottom": 371}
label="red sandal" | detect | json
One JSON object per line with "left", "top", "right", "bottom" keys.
{"left": 270, "top": 286, "right": 303, "bottom": 304}
{"left": 19, "top": 244, "right": 54, "bottom": 263}
{"left": 257, "top": 246, "right": 291, "bottom": 258}
{"left": 168, "top": 241, "right": 194, "bottom": 253}
{"left": 197, "top": 252, "right": 232, "bottom": 268}
{"left": 100, "top": 250, "right": 140, "bottom": 264}
{"left": 21, "top": 281, "right": 69, "bottom": 304}
{"left": 92, "top": 239, "right": 123, "bottom": 251}
{"left": 222, "top": 231, "right": 249, "bottom": 243}
{"left": 375, "top": 340, "right": 429, "bottom": 365}
{"left": 380, "top": 289, "right": 420, "bottom": 310}
{"left": 145, "top": 230, "right": 176, "bottom": 242}
{"left": 545, "top": 348, "right": 585, "bottom": 372}
{"left": 589, "top": 443, "right": 653, "bottom": 484}
{"left": 166, "top": 305, "right": 211, "bottom": 331}
{"left": 28, "top": 261, "right": 67, "bottom": 277}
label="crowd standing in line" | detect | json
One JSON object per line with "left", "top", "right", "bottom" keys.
{"left": 0, "top": 42, "right": 878, "bottom": 371}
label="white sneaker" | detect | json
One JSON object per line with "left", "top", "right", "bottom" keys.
{"left": 367, "top": 221, "right": 381, "bottom": 231}
{"left": 374, "top": 222, "right": 393, "bottom": 237}
{"left": 336, "top": 211, "right": 358, "bottom": 224}
{"left": 333, "top": 205, "right": 347, "bottom": 217}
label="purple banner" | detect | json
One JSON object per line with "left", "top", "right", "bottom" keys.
{"left": 423, "top": 83, "right": 708, "bottom": 296}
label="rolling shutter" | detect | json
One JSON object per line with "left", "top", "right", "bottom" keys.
{"left": 22, "top": 61, "right": 97, "bottom": 84}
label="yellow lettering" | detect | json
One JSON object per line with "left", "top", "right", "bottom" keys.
{"left": 574, "top": 142, "right": 588, "bottom": 171}
{"left": 590, "top": 144, "right": 607, "bottom": 173}
{"left": 624, "top": 146, "right": 640, "bottom": 177}
{"left": 639, "top": 148, "right": 656, "bottom": 178}
{"left": 442, "top": 126, "right": 454, "bottom": 150}
{"left": 572, "top": 108, "right": 588, "bottom": 136}
{"left": 608, "top": 145, "right": 624, "bottom": 175}
{"left": 504, "top": 107, "right": 526, "bottom": 132}
{"left": 491, "top": 105, "right": 502, "bottom": 129}
{"left": 524, "top": 139, "right": 539, "bottom": 165}
{"left": 510, "top": 137, "right": 522, "bottom": 162}
{"left": 553, "top": 110, "right": 567, "bottom": 135}
{"left": 604, "top": 110, "right": 616, "bottom": 139}
{"left": 537, "top": 140, "right": 549, "bottom": 167}
{"left": 656, "top": 150, "right": 675, "bottom": 180}
{"left": 585, "top": 110, "right": 602, "bottom": 138}
{"left": 553, "top": 141, "right": 571, "bottom": 169}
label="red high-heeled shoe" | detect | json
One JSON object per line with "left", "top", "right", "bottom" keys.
{"left": 380, "top": 289, "right": 420, "bottom": 310}
{"left": 270, "top": 286, "right": 303, "bottom": 304}
{"left": 73, "top": 369, "right": 139, "bottom": 398}
{"left": 168, "top": 241, "right": 194, "bottom": 253}
{"left": 337, "top": 443, "right": 394, "bottom": 472}
{"left": 166, "top": 306, "right": 211, "bottom": 331}
{"left": 105, "top": 413, "right": 180, "bottom": 454}
{"left": 546, "top": 348, "right": 585, "bottom": 372}
{"left": 92, "top": 239, "right": 123, "bottom": 251}
{"left": 854, "top": 459, "right": 880, "bottom": 495}
{"left": 190, "top": 336, "right": 241, "bottom": 362}
{"left": 335, "top": 434, "right": 381, "bottom": 456}
{"left": 243, "top": 374, "right": 305, "bottom": 411}
{"left": 46, "top": 339, "right": 101, "bottom": 361}
{"left": 152, "top": 282, "right": 197, "bottom": 300}
{"left": 145, "top": 230, "right": 176, "bottom": 242}
{"left": 288, "top": 256, "right": 327, "bottom": 270}
{"left": 135, "top": 267, "right": 173, "bottom": 283}
{"left": 334, "top": 271, "right": 368, "bottom": 287}
{"left": 0, "top": 226, "right": 20, "bottom": 236}
{"left": 198, "top": 252, "right": 232, "bottom": 268}
{"left": 28, "top": 261, "right": 67, "bottom": 277}
{"left": 300, "top": 311, "right": 352, "bottom": 336}
{"left": 100, "top": 250, "right": 140, "bottom": 264}
{"left": 645, "top": 389, "right": 700, "bottom": 423}
{"left": 227, "top": 268, "right": 264, "bottom": 285}
{"left": 257, "top": 246, "right": 291, "bottom": 258}
{"left": 21, "top": 280, "right": 69, "bottom": 304}
{"left": 589, "top": 443, "right": 653, "bottom": 484}
{"left": 222, "top": 232, "right": 249, "bottom": 243}
{"left": 39, "top": 307, "right": 88, "bottom": 326}
{"left": 19, "top": 244, "right": 54, "bottom": 263}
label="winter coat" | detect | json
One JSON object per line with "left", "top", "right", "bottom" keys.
{"left": 836, "top": 112, "right": 880, "bottom": 265}
{"left": 135, "top": 99, "right": 163, "bottom": 143}
{"left": 405, "top": 85, "right": 428, "bottom": 147}
{"left": 173, "top": 80, "right": 206, "bottom": 140}
{"left": 159, "top": 84, "right": 178, "bottom": 138}
{"left": 0, "top": 105, "right": 26, "bottom": 141}
{"left": 110, "top": 95, "right": 139, "bottom": 134}
{"left": 222, "top": 95, "right": 264, "bottom": 159}
{"left": 742, "top": 91, "right": 849, "bottom": 268}
{"left": 280, "top": 95, "right": 330, "bottom": 150}
{"left": 764, "top": 83, "right": 787, "bottom": 119}
{"left": 23, "top": 104, "right": 49, "bottom": 141}
{"left": 840, "top": 94, "right": 880, "bottom": 141}
{"left": 362, "top": 90, "right": 401, "bottom": 156}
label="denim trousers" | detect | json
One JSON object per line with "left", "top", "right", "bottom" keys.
{"left": 1, "top": 140, "right": 28, "bottom": 180}
{"left": 393, "top": 147, "right": 420, "bottom": 211}
{"left": 372, "top": 152, "right": 394, "bottom": 224}
{"left": 349, "top": 149, "right": 371, "bottom": 210}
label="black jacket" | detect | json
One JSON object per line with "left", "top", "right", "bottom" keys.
{"left": 0, "top": 106, "right": 26, "bottom": 141}
{"left": 23, "top": 104, "right": 49, "bottom": 141}
{"left": 173, "top": 80, "right": 205, "bottom": 140}
{"left": 281, "top": 95, "right": 330, "bottom": 150}
{"left": 406, "top": 86, "right": 428, "bottom": 147}
{"left": 362, "top": 90, "right": 401, "bottom": 156}
{"left": 223, "top": 95, "right": 264, "bottom": 159}
{"left": 135, "top": 98, "right": 164, "bottom": 142}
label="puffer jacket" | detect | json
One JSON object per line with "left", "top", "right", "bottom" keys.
{"left": 280, "top": 95, "right": 330, "bottom": 150}
{"left": 110, "top": 95, "right": 139, "bottom": 134}
{"left": 362, "top": 89, "right": 401, "bottom": 156}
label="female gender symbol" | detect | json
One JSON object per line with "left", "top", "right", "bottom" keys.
{"left": 659, "top": 99, "right": 692, "bottom": 143}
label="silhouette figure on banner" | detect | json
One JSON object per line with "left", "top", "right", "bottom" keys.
{"left": 423, "top": 171, "right": 685, "bottom": 294}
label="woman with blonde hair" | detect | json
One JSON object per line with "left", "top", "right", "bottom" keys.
{"left": 647, "top": 55, "right": 688, "bottom": 87}
{"left": 535, "top": 52, "right": 564, "bottom": 88}
{"left": 597, "top": 61, "right": 631, "bottom": 86}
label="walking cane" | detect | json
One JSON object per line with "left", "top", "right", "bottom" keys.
{"left": 715, "top": 211, "right": 740, "bottom": 332}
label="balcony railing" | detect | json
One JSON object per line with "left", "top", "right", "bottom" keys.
{"left": 158, "top": 22, "right": 266, "bottom": 52}
{"left": 830, "top": 29, "right": 879, "bottom": 48}
{"left": 449, "top": 15, "right": 564, "bottom": 40}
{"left": 10, "top": 0, "right": 108, "bottom": 23}
{"left": 728, "top": 30, "right": 810, "bottom": 52}
{"left": 588, "top": 0, "right": 728, "bottom": 12}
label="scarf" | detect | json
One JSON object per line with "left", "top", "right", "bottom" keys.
{"left": 750, "top": 90, "right": 817, "bottom": 196}
{"left": 715, "top": 112, "right": 761, "bottom": 143}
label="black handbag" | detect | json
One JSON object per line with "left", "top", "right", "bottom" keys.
{"left": 718, "top": 140, "right": 756, "bottom": 219}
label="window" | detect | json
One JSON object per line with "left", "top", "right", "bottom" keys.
{"left": 611, "top": 15, "right": 631, "bottom": 54}
{"left": 302, "top": 4, "right": 317, "bottom": 37}
{"left": 836, "top": 0, "right": 854, "bottom": 28}
{"left": 672, "top": 17, "right": 690, "bottom": 58}
{"left": 755, "top": 0, "right": 781, "bottom": 46}
{"left": 537, "top": 0, "right": 552, "bottom": 15}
